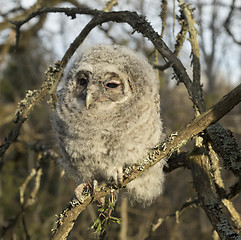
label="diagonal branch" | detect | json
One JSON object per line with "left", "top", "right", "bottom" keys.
{"left": 51, "top": 83, "right": 241, "bottom": 240}
{"left": 0, "top": 9, "right": 198, "bottom": 162}
{"left": 8, "top": 8, "right": 199, "bottom": 108}
{"left": 0, "top": 64, "right": 63, "bottom": 162}
{"left": 0, "top": 7, "right": 240, "bottom": 239}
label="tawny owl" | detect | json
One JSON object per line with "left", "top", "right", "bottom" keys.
{"left": 53, "top": 45, "right": 166, "bottom": 205}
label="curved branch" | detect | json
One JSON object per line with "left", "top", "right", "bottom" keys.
{"left": 224, "top": 0, "right": 241, "bottom": 45}
{"left": 9, "top": 8, "right": 200, "bottom": 108}
{"left": 0, "top": 9, "right": 198, "bottom": 161}
{"left": 1, "top": 7, "right": 240, "bottom": 183}
{"left": 0, "top": 7, "right": 240, "bottom": 239}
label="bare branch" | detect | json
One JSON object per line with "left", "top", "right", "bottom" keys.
{"left": 2, "top": 165, "right": 42, "bottom": 238}
{"left": 103, "top": 0, "right": 118, "bottom": 12}
{"left": 224, "top": 0, "right": 241, "bottom": 45}
{"left": 149, "top": 198, "right": 199, "bottom": 234}
{"left": 160, "top": 0, "right": 168, "bottom": 38}
{"left": 119, "top": 198, "right": 128, "bottom": 240}
{"left": 178, "top": 0, "right": 203, "bottom": 113}
{"left": 153, "top": 62, "right": 174, "bottom": 71}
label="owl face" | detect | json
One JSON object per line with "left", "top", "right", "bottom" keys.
{"left": 58, "top": 45, "right": 159, "bottom": 116}
{"left": 69, "top": 64, "right": 132, "bottom": 111}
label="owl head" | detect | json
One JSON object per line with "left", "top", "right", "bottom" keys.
{"left": 57, "top": 45, "right": 159, "bottom": 114}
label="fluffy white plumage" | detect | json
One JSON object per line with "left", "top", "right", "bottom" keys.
{"left": 53, "top": 45, "right": 166, "bottom": 205}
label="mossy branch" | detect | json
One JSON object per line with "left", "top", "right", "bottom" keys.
{"left": 51, "top": 83, "right": 241, "bottom": 239}
{"left": 0, "top": 7, "right": 240, "bottom": 239}
{"left": 0, "top": 63, "right": 63, "bottom": 162}
{"left": 178, "top": 0, "right": 203, "bottom": 112}
{"left": 187, "top": 147, "right": 241, "bottom": 240}
{"left": 0, "top": 8, "right": 202, "bottom": 162}
{"left": 160, "top": 0, "right": 167, "bottom": 38}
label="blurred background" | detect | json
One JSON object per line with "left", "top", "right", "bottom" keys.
{"left": 0, "top": 0, "right": 240, "bottom": 239}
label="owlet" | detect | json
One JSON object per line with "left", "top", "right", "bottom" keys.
{"left": 53, "top": 45, "right": 166, "bottom": 205}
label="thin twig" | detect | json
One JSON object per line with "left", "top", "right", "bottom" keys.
{"left": 150, "top": 198, "right": 199, "bottom": 234}
{"left": 224, "top": 0, "right": 241, "bottom": 45}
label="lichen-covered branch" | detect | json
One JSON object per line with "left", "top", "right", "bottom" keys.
{"left": 0, "top": 7, "right": 240, "bottom": 239}
{"left": 207, "top": 124, "right": 241, "bottom": 176}
{"left": 0, "top": 63, "right": 63, "bottom": 161}
{"left": 187, "top": 147, "right": 241, "bottom": 240}
{"left": 51, "top": 83, "right": 241, "bottom": 239}
{"left": 0, "top": 9, "right": 198, "bottom": 163}
{"left": 178, "top": 0, "right": 204, "bottom": 113}
{"left": 160, "top": 0, "right": 167, "bottom": 38}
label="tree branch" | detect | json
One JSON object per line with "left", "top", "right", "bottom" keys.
{"left": 0, "top": 9, "right": 198, "bottom": 162}
{"left": 178, "top": 0, "right": 203, "bottom": 113}
{"left": 0, "top": 6, "right": 240, "bottom": 239}
{"left": 51, "top": 83, "right": 241, "bottom": 239}
{"left": 0, "top": 63, "right": 63, "bottom": 162}
{"left": 187, "top": 147, "right": 241, "bottom": 240}
{"left": 224, "top": 0, "right": 241, "bottom": 45}
{"left": 148, "top": 198, "right": 199, "bottom": 236}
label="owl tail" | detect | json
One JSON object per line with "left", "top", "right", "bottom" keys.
{"left": 125, "top": 161, "right": 166, "bottom": 207}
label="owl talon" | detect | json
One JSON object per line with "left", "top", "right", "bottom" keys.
{"left": 117, "top": 168, "right": 123, "bottom": 187}
{"left": 112, "top": 168, "right": 123, "bottom": 187}
{"left": 75, "top": 181, "right": 105, "bottom": 205}
{"left": 92, "top": 180, "right": 105, "bottom": 206}
{"left": 75, "top": 183, "right": 88, "bottom": 203}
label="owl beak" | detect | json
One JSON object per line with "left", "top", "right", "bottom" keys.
{"left": 86, "top": 92, "right": 93, "bottom": 109}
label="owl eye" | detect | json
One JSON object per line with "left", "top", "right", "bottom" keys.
{"left": 76, "top": 73, "right": 89, "bottom": 86}
{"left": 105, "top": 80, "right": 121, "bottom": 89}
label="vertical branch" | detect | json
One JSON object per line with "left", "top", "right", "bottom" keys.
{"left": 197, "top": 1, "right": 208, "bottom": 64}
{"left": 178, "top": 0, "right": 203, "bottom": 113}
{"left": 119, "top": 198, "right": 128, "bottom": 240}
{"left": 2, "top": 163, "right": 43, "bottom": 238}
{"left": 187, "top": 147, "right": 241, "bottom": 240}
{"left": 154, "top": 0, "right": 168, "bottom": 87}
{"left": 174, "top": 10, "right": 188, "bottom": 56}
{"left": 20, "top": 166, "right": 42, "bottom": 209}
{"left": 160, "top": 0, "right": 167, "bottom": 38}
{"left": 224, "top": 0, "right": 241, "bottom": 45}
{"left": 0, "top": 29, "right": 15, "bottom": 68}
{"left": 207, "top": 142, "right": 241, "bottom": 231}
{"left": 172, "top": 0, "right": 176, "bottom": 36}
